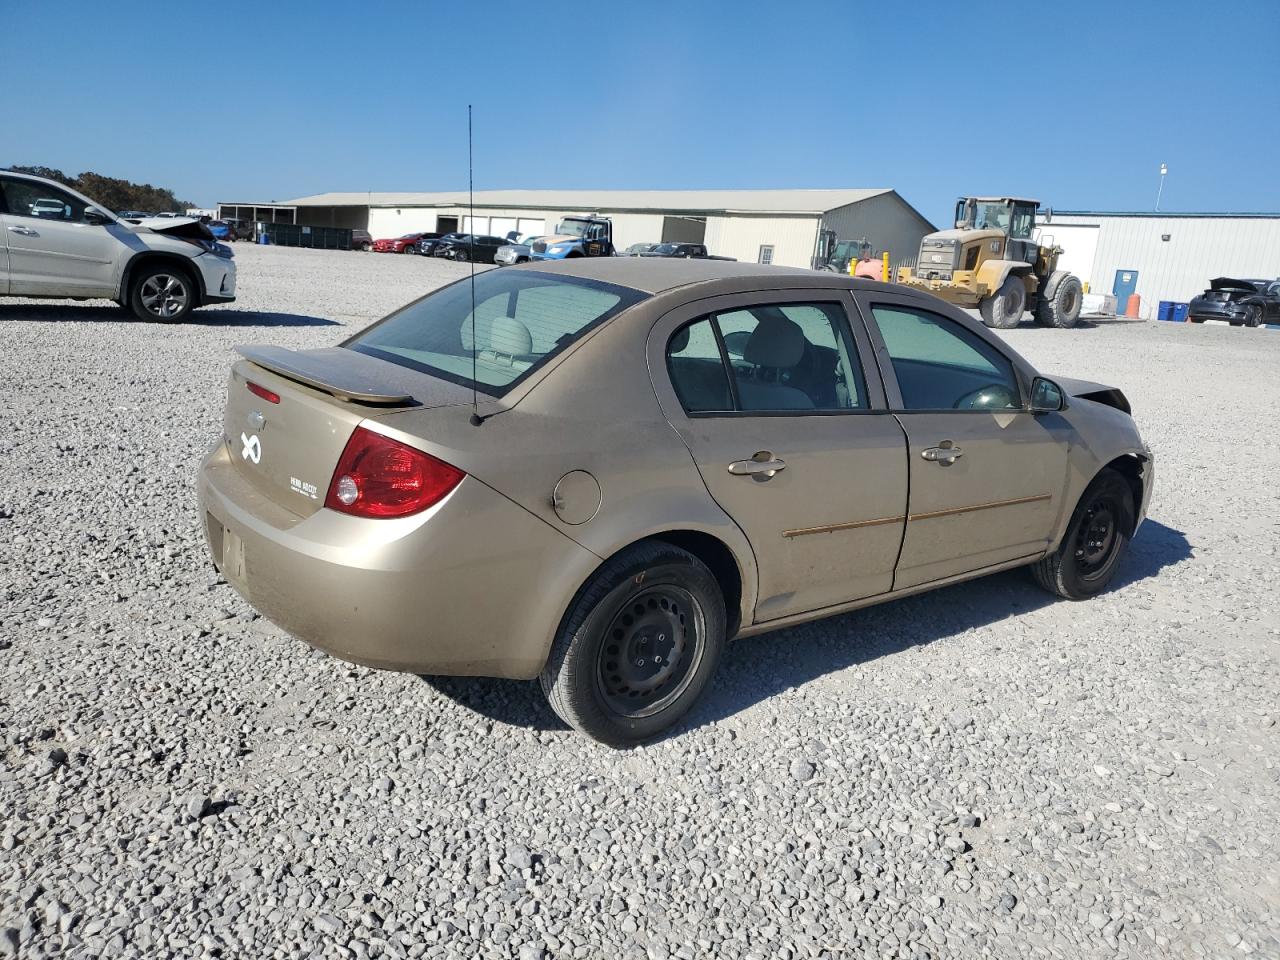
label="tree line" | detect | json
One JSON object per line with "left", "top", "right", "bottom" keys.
{"left": 3, "top": 165, "right": 196, "bottom": 213}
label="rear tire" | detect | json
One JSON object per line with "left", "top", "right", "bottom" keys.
{"left": 1031, "top": 468, "right": 1134, "bottom": 600}
{"left": 360, "top": 241, "right": 371, "bottom": 252}
{"left": 540, "top": 541, "right": 726, "bottom": 747}
{"left": 129, "top": 265, "right": 195, "bottom": 323}
{"left": 1036, "top": 272, "right": 1083, "bottom": 328}
{"left": 979, "top": 275, "right": 1026, "bottom": 329}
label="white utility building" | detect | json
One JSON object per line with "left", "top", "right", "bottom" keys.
{"left": 1035, "top": 210, "right": 1280, "bottom": 317}
{"left": 221, "top": 188, "right": 935, "bottom": 270}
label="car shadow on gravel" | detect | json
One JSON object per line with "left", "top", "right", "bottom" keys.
{"left": 0, "top": 304, "right": 339, "bottom": 327}
{"left": 421, "top": 520, "right": 1191, "bottom": 739}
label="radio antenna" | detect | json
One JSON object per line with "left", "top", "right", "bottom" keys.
{"left": 467, "top": 105, "right": 482, "bottom": 426}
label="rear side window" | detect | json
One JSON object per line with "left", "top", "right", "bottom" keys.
{"left": 348, "top": 271, "right": 646, "bottom": 396}
{"left": 667, "top": 318, "right": 732, "bottom": 412}
{"left": 666, "top": 301, "right": 867, "bottom": 414}
{"left": 871, "top": 305, "right": 1020, "bottom": 411}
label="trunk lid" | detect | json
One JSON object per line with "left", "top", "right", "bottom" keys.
{"left": 222, "top": 345, "right": 474, "bottom": 517}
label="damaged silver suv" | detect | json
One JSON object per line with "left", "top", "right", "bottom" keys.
{"left": 0, "top": 171, "right": 236, "bottom": 322}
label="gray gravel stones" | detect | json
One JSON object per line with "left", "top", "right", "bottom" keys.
{"left": 2, "top": 246, "right": 1279, "bottom": 958}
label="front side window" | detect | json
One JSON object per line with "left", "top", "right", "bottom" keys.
{"left": 666, "top": 302, "right": 867, "bottom": 414}
{"left": 348, "top": 271, "right": 646, "bottom": 396}
{"left": 871, "top": 305, "right": 1021, "bottom": 411}
{"left": 1, "top": 179, "right": 89, "bottom": 222}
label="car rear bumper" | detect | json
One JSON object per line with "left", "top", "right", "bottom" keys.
{"left": 197, "top": 440, "right": 601, "bottom": 679}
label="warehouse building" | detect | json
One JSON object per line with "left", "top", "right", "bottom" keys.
{"left": 219, "top": 189, "right": 936, "bottom": 269}
{"left": 1034, "top": 210, "right": 1280, "bottom": 317}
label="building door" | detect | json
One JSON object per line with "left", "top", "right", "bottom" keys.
{"left": 436, "top": 215, "right": 459, "bottom": 234}
{"left": 1112, "top": 269, "right": 1138, "bottom": 315}
{"left": 661, "top": 216, "right": 706, "bottom": 244}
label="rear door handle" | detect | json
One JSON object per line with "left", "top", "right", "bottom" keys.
{"left": 728, "top": 451, "right": 787, "bottom": 480}
{"left": 8, "top": 226, "right": 38, "bottom": 236}
{"left": 921, "top": 441, "right": 964, "bottom": 465}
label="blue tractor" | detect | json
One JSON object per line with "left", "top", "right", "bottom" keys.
{"left": 529, "top": 215, "right": 615, "bottom": 260}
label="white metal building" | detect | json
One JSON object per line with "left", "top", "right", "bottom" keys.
{"left": 1035, "top": 211, "right": 1280, "bottom": 317}
{"left": 221, "top": 189, "right": 935, "bottom": 269}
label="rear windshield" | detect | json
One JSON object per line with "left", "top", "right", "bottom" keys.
{"left": 346, "top": 270, "right": 646, "bottom": 397}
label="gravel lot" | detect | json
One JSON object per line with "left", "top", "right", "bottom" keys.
{"left": 2, "top": 244, "right": 1278, "bottom": 960}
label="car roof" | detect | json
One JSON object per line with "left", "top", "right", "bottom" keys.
{"left": 520, "top": 257, "right": 842, "bottom": 294}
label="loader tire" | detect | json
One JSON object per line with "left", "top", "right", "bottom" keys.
{"left": 979, "top": 275, "right": 1025, "bottom": 329}
{"left": 1036, "top": 272, "right": 1083, "bottom": 328}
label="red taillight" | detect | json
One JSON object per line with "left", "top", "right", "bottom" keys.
{"left": 246, "top": 380, "right": 280, "bottom": 404}
{"left": 324, "top": 427, "right": 464, "bottom": 519}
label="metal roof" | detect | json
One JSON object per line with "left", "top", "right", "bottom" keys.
{"left": 277, "top": 188, "right": 895, "bottom": 215}
{"left": 1050, "top": 210, "right": 1280, "bottom": 220}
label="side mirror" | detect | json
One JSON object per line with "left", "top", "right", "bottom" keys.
{"left": 83, "top": 208, "right": 111, "bottom": 225}
{"left": 1030, "top": 377, "right": 1065, "bottom": 413}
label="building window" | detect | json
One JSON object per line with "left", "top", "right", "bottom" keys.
{"left": 758, "top": 245, "right": 774, "bottom": 265}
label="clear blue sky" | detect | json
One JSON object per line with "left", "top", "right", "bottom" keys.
{"left": 9, "top": 0, "right": 1278, "bottom": 223}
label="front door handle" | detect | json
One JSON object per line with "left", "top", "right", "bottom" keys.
{"left": 728, "top": 451, "right": 787, "bottom": 480}
{"left": 8, "top": 225, "right": 38, "bottom": 236}
{"left": 921, "top": 440, "right": 964, "bottom": 465}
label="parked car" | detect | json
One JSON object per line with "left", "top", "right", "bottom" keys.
{"left": 206, "top": 220, "right": 234, "bottom": 242}
{"left": 221, "top": 217, "right": 251, "bottom": 241}
{"left": 494, "top": 234, "right": 542, "bottom": 266}
{"left": 116, "top": 210, "right": 152, "bottom": 220}
{"left": 640, "top": 242, "right": 734, "bottom": 260}
{"left": 434, "top": 234, "right": 506, "bottom": 263}
{"left": 0, "top": 171, "right": 235, "bottom": 322}
{"left": 351, "top": 229, "right": 373, "bottom": 252}
{"left": 623, "top": 242, "right": 660, "bottom": 256}
{"left": 198, "top": 259, "right": 1152, "bottom": 745}
{"left": 1188, "top": 277, "right": 1280, "bottom": 327}
{"left": 417, "top": 232, "right": 465, "bottom": 257}
{"left": 372, "top": 232, "right": 436, "bottom": 254}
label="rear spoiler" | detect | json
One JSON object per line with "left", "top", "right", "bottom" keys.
{"left": 236, "top": 345, "right": 415, "bottom": 405}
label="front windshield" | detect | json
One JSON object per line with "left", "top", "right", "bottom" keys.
{"left": 973, "top": 202, "right": 1010, "bottom": 232}
{"left": 557, "top": 219, "right": 591, "bottom": 238}
{"left": 346, "top": 270, "right": 647, "bottom": 396}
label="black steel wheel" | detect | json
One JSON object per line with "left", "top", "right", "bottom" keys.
{"left": 595, "top": 584, "right": 702, "bottom": 719}
{"left": 1031, "top": 467, "right": 1135, "bottom": 600}
{"left": 541, "top": 541, "right": 726, "bottom": 746}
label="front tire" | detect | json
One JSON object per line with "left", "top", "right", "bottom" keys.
{"left": 1036, "top": 272, "right": 1083, "bottom": 328}
{"left": 1244, "top": 306, "right": 1262, "bottom": 328}
{"left": 454, "top": 247, "right": 469, "bottom": 262}
{"left": 360, "top": 241, "right": 371, "bottom": 252}
{"left": 979, "top": 275, "right": 1026, "bottom": 329}
{"left": 1031, "top": 468, "right": 1135, "bottom": 600}
{"left": 129, "top": 265, "right": 195, "bottom": 323}
{"left": 540, "top": 541, "right": 726, "bottom": 747}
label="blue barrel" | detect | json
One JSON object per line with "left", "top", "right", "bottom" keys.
{"left": 1157, "top": 301, "right": 1174, "bottom": 321}
{"left": 257, "top": 233, "right": 270, "bottom": 245}
{"left": 1172, "top": 303, "right": 1189, "bottom": 322}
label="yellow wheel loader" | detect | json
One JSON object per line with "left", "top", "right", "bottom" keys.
{"left": 897, "top": 197, "right": 1083, "bottom": 329}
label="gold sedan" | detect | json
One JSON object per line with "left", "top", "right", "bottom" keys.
{"left": 199, "top": 259, "right": 1153, "bottom": 745}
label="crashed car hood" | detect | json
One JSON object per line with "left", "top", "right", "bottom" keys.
{"left": 1052, "top": 375, "right": 1131, "bottom": 415}
{"left": 1208, "top": 277, "right": 1262, "bottom": 292}
{"left": 135, "top": 217, "right": 215, "bottom": 241}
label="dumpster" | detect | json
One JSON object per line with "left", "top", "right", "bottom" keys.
{"left": 1157, "top": 301, "right": 1174, "bottom": 321}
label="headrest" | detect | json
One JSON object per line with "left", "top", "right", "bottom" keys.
{"left": 669, "top": 326, "right": 690, "bottom": 354}
{"left": 489, "top": 316, "right": 533, "bottom": 355}
{"left": 743, "top": 316, "right": 805, "bottom": 368}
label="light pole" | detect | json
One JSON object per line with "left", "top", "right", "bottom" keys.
{"left": 1155, "top": 163, "right": 1168, "bottom": 212}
